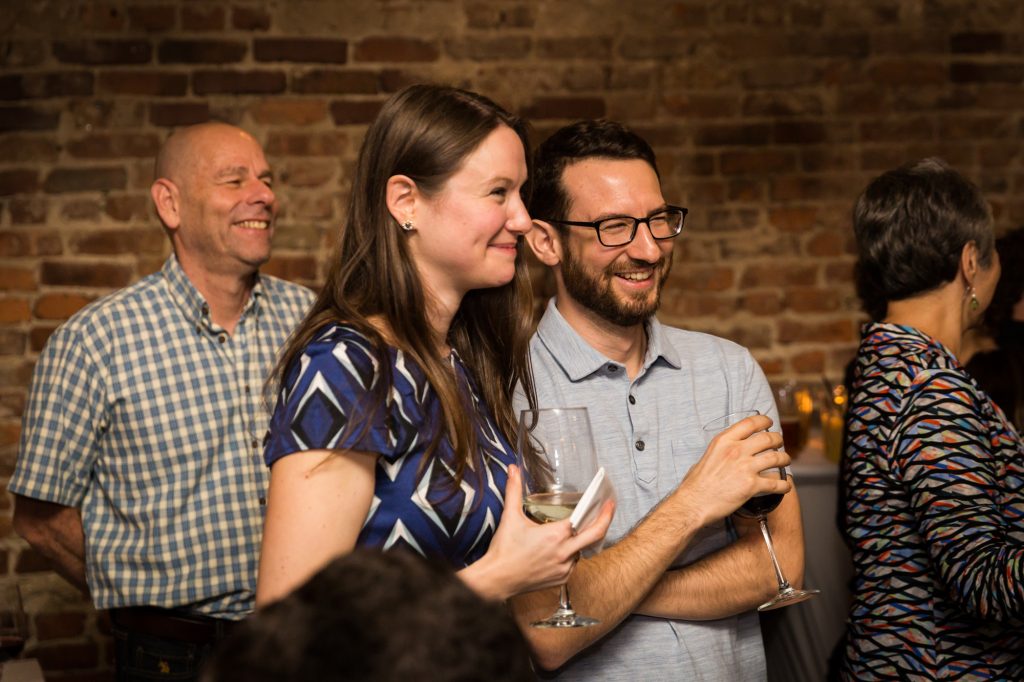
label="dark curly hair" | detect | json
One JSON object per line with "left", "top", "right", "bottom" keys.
{"left": 853, "top": 158, "right": 995, "bottom": 321}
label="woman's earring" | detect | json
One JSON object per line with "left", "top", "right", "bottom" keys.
{"left": 968, "top": 285, "right": 979, "bottom": 311}
{"left": 401, "top": 219, "right": 414, "bottom": 232}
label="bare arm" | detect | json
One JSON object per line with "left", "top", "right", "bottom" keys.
{"left": 12, "top": 495, "right": 89, "bottom": 594}
{"left": 635, "top": 485, "right": 805, "bottom": 619}
{"left": 256, "top": 449, "right": 378, "bottom": 607}
{"left": 511, "top": 415, "right": 790, "bottom": 670}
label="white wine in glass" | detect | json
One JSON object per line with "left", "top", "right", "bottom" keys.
{"left": 517, "top": 407, "right": 600, "bottom": 628}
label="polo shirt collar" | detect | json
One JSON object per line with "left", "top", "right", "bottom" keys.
{"left": 161, "top": 254, "right": 264, "bottom": 330}
{"left": 535, "top": 298, "right": 681, "bottom": 382}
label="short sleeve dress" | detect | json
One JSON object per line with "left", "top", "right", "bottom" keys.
{"left": 264, "top": 323, "right": 516, "bottom": 568}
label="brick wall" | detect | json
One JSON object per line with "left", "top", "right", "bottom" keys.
{"left": 2, "top": 0, "right": 1023, "bottom": 678}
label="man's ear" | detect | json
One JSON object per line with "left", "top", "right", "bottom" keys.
{"left": 385, "top": 175, "right": 418, "bottom": 227}
{"left": 151, "top": 179, "right": 181, "bottom": 230}
{"left": 525, "top": 219, "right": 563, "bottom": 266}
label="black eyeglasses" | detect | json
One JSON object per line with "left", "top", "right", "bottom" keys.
{"left": 542, "top": 205, "right": 688, "bottom": 247}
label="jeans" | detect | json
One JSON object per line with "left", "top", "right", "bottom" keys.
{"left": 112, "top": 625, "right": 215, "bottom": 682}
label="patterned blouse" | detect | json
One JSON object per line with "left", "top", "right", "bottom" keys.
{"left": 264, "top": 324, "right": 516, "bottom": 568}
{"left": 841, "top": 323, "right": 1024, "bottom": 680}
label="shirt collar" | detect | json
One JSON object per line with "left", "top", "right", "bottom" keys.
{"left": 535, "top": 298, "right": 681, "bottom": 382}
{"left": 161, "top": 254, "right": 263, "bottom": 331}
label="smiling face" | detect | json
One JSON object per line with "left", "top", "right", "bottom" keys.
{"left": 407, "top": 124, "right": 532, "bottom": 309}
{"left": 157, "top": 124, "right": 276, "bottom": 282}
{"left": 554, "top": 157, "right": 674, "bottom": 328}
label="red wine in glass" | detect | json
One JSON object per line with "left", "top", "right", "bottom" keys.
{"left": 0, "top": 635, "right": 25, "bottom": 662}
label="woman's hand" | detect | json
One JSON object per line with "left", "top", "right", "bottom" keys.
{"left": 459, "top": 464, "right": 614, "bottom": 602}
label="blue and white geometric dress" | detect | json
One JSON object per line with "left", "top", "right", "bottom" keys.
{"left": 264, "top": 323, "right": 516, "bottom": 568}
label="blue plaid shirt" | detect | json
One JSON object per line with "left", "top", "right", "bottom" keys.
{"left": 9, "top": 255, "right": 314, "bottom": 618}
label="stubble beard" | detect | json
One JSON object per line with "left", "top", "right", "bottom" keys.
{"left": 561, "top": 246, "right": 673, "bottom": 328}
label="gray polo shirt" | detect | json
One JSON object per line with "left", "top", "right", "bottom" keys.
{"left": 518, "top": 299, "right": 778, "bottom": 681}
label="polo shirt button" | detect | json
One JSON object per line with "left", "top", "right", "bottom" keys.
{"left": 635, "top": 440, "right": 645, "bottom": 451}
{"left": 218, "top": 334, "right": 227, "bottom": 344}
{"left": 608, "top": 364, "right": 619, "bottom": 373}
{"left": 629, "top": 394, "right": 636, "bottom": 404}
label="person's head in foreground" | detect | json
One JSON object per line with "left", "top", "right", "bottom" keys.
{"left": 205, "top": 550, "right": 535, "bottom": 681}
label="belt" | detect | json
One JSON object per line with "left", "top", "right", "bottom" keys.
{"left": 109, "top": 607, "right": 239, "bottom": 645}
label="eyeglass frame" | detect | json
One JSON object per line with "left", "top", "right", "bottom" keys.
{"left": 540, "top": 205, "right": 688, "bottom": 247}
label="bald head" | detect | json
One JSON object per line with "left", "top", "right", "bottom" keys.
{"left": 154, "top": 122, "right": 260, "bottom": 185}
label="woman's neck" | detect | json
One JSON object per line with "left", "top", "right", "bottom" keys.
{"left": 884, "top": 286, "right": 966, "bottom": 358}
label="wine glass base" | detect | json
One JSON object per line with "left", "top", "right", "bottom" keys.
{"left": 531, "top": 610, "right": 600, "bottom": 629}
{"left": 757, "top": 587, "right": 820, "bottom": 612}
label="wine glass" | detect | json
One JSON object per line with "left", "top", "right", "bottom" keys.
{"left": 0, "top": 581, "right": 28, "bottom": 663}
{"left": 703, "top": 410, "right": 820, "bottom": 611}
{"left": 516, "top": 406, "right": 600, "bottom": 628}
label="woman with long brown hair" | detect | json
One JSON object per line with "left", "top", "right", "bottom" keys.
{"left": 256, "top": 84, "right": 611, "bottom": 606}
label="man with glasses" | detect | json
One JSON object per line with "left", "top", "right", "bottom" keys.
{"left": 512, "top": 120, "right": 804, "bottom": 679}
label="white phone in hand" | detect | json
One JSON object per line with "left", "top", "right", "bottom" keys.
{"left": 569, "top": 466, "right": 614, "bottom": 533}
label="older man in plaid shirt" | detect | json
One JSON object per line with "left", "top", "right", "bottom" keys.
{"left": 10, "top": 122, "right": 314, "bottom": 680}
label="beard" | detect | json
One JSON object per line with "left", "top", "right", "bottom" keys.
{"left": 561, "top": 245, "right": 673, "bottom": 327}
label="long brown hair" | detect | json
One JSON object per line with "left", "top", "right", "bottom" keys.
{"left": 274, "top": 84, "right": 538, "bottom": 484}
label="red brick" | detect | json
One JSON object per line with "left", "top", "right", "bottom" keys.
{"left": 127, "top": 5, "right": 176, "bottom": 31}
{"left": 193, "top": 70, "right": 286, "bottom": 94}
{"left": 9, "top": 198, "right": 48, "bottom": 224}
{"left": 521, "top": 97, "right": 605, "bottom": 120}
{"left": 352, "top": 37, "right": 440, "bottom": 63}
{"left": 181, "top": 5, "right": 224, "bottom": 30}
{"left": 53, "top": 40, "right": 151, "bottom": 65}
{"left": 149, "top": 102, "right": 210, "bottom": 127}
{"left": 742, "top": 263, "right": 818, "bottom": 288}
{"left": 465, "top": 3, "right": 536, "bottom": 28}
{"left": 867, "top": 59, "right": 947, "bottom": 86}
{"left": 672, "top": 265, "right": 735, "bottom": 293}
{"left": 32, "top": 642, "right": 99, "bottom": 670}
{"left": 445, "top": 37, "right": 531, "bottom": 61}
{"left": 0, "top": 361, "right": 33, "bottom": 389}
{"left": 0, "top": 420, "right": 20, "bottom": 447}
{"left": 742, "top": 93, "right": 824, "bottom": 117}
{"left": 73, "top": 229, "right": 165, "bottom": 255}
{"left": 278, "top": 161, "right": 335, "bottom": 188}
{"left": 40, "top": 261, "right": 133, "bottom": 288}
{"left": 256, "top": 38, "right": 349, "bottom": 63}
{"left": 695, "top": 123, "right": 770, "bottom": 147}
{"left": 97, "top": 70, "right": 188, "bottom": 96}
{"left": 741, "top": 291, "right": 783, "bottom": 316}
{"left": 742, "top": 62, "right": 820, "bottom": 89}
{"left": 786, "top": 287, "right": 841, "bottom": 313}
{"left": 951, "top": 32, "right": 1005, "bottom": 54}
{"left": 61, "top": 199, "right": 102, "bottom": 221}
{"left": 720, "top": 150, "right": 797, "bottom": 175}
{"left": 0, "top": 106, "right": 60, "bottom": 131}
{"left": 939, "top": 115, "right": 1013, "bottom": 140}
{"left": 104, "top": 195, "right": 151, "bottom": 222}
{"left": 720, "top": 324, "right": 773, "bottom": 350}
{"left": 0, "top": 232, "right": 30, "bottom": 256}
{"left": 769, "top": 207, "right": 818, "bottom": 233}
{"left": 292, "top": 69, "right": 378, "bottom": 94}
{"left": 778, "top": 318, "right": 857, "bottom": 344}
{"left": 2, "top": 40, "right": 46, "bottom": 68}
{"left": 803, "top": 32, "right": 870, "bottom": 58}
{"left": 34, "top": 294, "right": 95, "bottom": 320}
{"left": 758, "top": 356, "right": 785, "bottom": 377}
{"left": 860, "top": 117, "right": 935, "bottom": 143}
{"left": 951, "top": 62, "right": 1024, "bottom": 84}
{"left": 663, "top": 94, "right": 741, "bottom": 119}
{"left": 31, "top": 325, "right": 58, "bottom": 351}
{"left": 0, "top": 136, "right": 60, "bottom": 163}
{"left": 0, "top": 265, "right": 35, "bottom": 291}
{"left": 0, "top": 72, "right": 94, "bottom": 100}
{"left": 66, "top": 133, "right": 161, "bottom": 159}
{"left": 249, "top": 99, "right": 328, "bottom": 126}
{"left": 262, "top": 255, "right": 318, "bottom": 284}
{"left": 0, "top": 329, "right": 27, "bottom": 356}
{"left": 0, "top": 170, "right": 39, "bottom": 196}
{"left": 536, "top": 37, "right": 612, "bottom": 60}
{"left": 329, "top": 99, "right": 385, "bottom": 125}
{"left": 791, "top": 350, "right": 826, "bottom": 373}
{"left": 44, "top": 168, "right": 127, "bottom": 194}
{"left": 0, "top": 298, "right": 31, "bottom": 323}
{"left": 35, "top": 612, "right": 88, "bottom": 640}
{"left": 76, "top": 1, "right": 127, "bottom": 31}
{"left": 774, "top": 121, "right": 826, "bottom": 145}
{"left": 232, "top": 6, "right": 271, "bottom": 31}
{"left": 265, "top": 131, "right": 348, "bottom": 157}
{"left": 808, "top": 230, "right": 848, "bottom": 257}
{"left": 158, "top": 40, "right": 246, "bottom": 64}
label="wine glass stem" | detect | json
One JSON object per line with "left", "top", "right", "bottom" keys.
{"left": 559, "top": 583, "right": 573, "bottom": 613}
{"left": 759, "top": 516, "right": 791, "bottom": 591}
